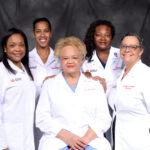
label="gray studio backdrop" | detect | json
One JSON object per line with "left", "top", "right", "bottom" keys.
{"left": 0, "top": 0, "right": 150, "bottom": 65}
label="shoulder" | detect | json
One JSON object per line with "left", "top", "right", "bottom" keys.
{"left": 140, "top": 62, "right": 150, "bottom": 75}
{"left": 29, "top": 48, "right": 36, "bottom": 58}
{"left": 0, "top": 62, "right": 8, "bottom": 80}
{"left": 82, "top": 51, "right": 96, "bottom": 66}
{"left": 111, "top": 46, "right": 120, "bottom": 51}
{"left": 110, "top": 46, "right": 120, "bottom": 55}
{"left": 0, "top": 62, "right": 6, "bottom": 73}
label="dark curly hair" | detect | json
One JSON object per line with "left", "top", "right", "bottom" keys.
{"left": 84, "top": 20, "right": 115, "bottom": 62}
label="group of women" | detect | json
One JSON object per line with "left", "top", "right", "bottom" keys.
{"left": 0, "top": 17, "right": 150, "bottom": 150}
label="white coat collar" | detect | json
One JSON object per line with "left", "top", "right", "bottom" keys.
{"left": 120, "top": 60, "right": 142, "bottom": 79}
{"left": 55, "top": 72, "right": 88, "bottom": 92}
{"left": 7, "top": 59, "right": 25, "bottom": 73}
{"left": 30, "top": 47, "right": 56, "bottom": 66}
{"left": 92, "top": 46, "right": 121, "bottom": 68}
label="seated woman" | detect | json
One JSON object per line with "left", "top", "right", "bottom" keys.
{"left": 36, "top": 36, "right": 112, "bottom": 150}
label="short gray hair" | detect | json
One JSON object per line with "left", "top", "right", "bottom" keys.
{"left": 54, "top": 36, "right": 87, "bottom": 60}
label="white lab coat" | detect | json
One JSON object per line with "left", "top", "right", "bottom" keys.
{"left": 0, "top": 60, "right": 35, "bottom": 150}
{"left": 82, "top": 46, "right": 124, "bottom": 95}
{"left": 36, "top": 72, "right": 112, "bottom": 150}
{"left": 29, "top": 47, "right": 61, "bottom": 98}
{"left": 108, "top": 60, "right": 150, "bottom": 150}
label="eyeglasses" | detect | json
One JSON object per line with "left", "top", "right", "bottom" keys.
{"left": 120, "top": 45, "right": 141, "bottom": 51}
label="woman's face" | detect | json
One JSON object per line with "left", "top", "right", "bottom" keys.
{"left": 4, "top": 33, "right": 26, "bottom": 66}
{"left": 94, "top": 25, "right": 112, "bottom": 51}
{"left": 34, "top": 21, "right": 51, "bottom": 48}
{"left": 120, "top": 36, "right": 143, "bottom": 66}
{"left": 60, "top": 45, "right": 83, "bottom": 75}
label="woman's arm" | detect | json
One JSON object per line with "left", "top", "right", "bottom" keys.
{"left": 81, "top": 127, "right": 97, "bottom": 144}
{"left": 36, "top": 80, "right": 63, "bottom": 136}
{"left": 0, "top": 69, "right": 9, "bottom": 150}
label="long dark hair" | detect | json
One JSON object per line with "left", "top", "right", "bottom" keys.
{"left": 0, "top": 28, "right": 33, "bottom": 80}
{"left": 84, "top": 19, "right": 115, "bottom": 62}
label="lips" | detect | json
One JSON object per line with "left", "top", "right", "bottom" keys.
{"left": 14, "top": 53, "right": 23, "bottom": 57}
{"left": 67, "top": 65, "right": 74, "bottom": 68}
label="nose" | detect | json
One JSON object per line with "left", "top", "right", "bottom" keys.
{"left": 41, "top": 31, "right": 45, "bottom": 37}
{"left": 15, "top": 45, "right": 22, "bottom": 52}
{"left": 124, "top": 46, "right": 131, "bottom": 52}
{"left": 99, "top": 34, "right": 107, "bottom": 41}
{"left": 67, "top": 58, "right": 73, "bottom": 63}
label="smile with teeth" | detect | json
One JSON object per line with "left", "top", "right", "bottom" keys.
{"left": 99, "top": 41, "right": 106, "bottom": 45}
{"left": 14, "top": 53, "right": 23, "bottom": 57}
{"left": 122, "top": 53, "right": 133, "bottom": 56}
{"left": 40, "top": 39, "right": 47, "bottom": 42}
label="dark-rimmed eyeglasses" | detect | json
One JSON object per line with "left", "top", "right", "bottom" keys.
{"left": 120, "top": 45, "right": 141, "bottom": 51}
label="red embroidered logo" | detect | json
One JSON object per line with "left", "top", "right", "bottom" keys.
{"left": 85, "top": 70, "right": 90, "bottom": 72}
{"left": 112, "top": 85, "right": 116, "bottom": 88}
{"left": 10, "top": 79, "right": 15, "bottom": 82}
{"left": 123, "top": 85, "right": 135, "bottom": 89}
{"left": 84, "top": 88, "right": 96, "bottom": 91}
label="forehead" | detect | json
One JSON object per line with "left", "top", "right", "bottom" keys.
{"left": 95, "top": 25, "right": 111, "bottom": 33}
{"left": 7, "top": 33, "right": 24, "bottom": 42}
{"left": 61, "top": 45, "right": 80, "bottom": 55}
{"left": 35, "top": 21, "right": 50, "bottom": 29}
{"left": 121, "top": 36, "right": 139, "bottom": 45}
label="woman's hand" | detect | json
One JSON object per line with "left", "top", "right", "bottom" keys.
{"left": 81, "top": 127, "right": 97, "bottom": 145}
{"left": 83, "top": 72, "right": 92, "bottom": 78}
{"left": 3, "top": 148, "right": 9, "bottom": 150}
{"left": 92, "top": 76, "right": 107, "bottom": 92}
{"left": 83, "top": 72, "right": 107, "bottom": 92}
{"left": 57, "top": 129, "right": 87, "bottom": 150}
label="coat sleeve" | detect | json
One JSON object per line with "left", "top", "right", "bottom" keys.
{"left": 0, "top": 67, "right": 8, "bottom": 149}
{"left": 36, "top": 80, "right": 63, "bottom": 137}
{"left": 141, "top": 71, "right": 150, "bottom": 114}
{"left": 88, "top": 82, "right": 112, "bottom": 137}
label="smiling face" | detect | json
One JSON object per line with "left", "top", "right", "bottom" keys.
{"left": 34, "top": 21, "right": 51, "bottom": 48}
{"left": 60, "top": 45, "right": 83, "bottom": 75}
{"left": 4, "top": 33, "right": 26, "bottom": 67}
{"left": 120, "top": 36, "right": 143, "bottom": 67}
{"left": 94, "top": 25, "right": 112, "bottom": 51}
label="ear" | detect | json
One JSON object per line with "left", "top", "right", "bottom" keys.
{"left": 4, "top": 46, "right": 7, "bottom": 52}
{"left": 139, "top": 48, "right": 144, "bottom": 57}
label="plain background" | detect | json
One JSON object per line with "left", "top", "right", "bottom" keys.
{"left": 0, "top": 0, "right": 150, "bottom": 66}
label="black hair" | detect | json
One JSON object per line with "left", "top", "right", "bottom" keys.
{"left": 121, "top": 32, "right": 144, "bottom": 49}
{"left": 84, "top": 19, "right": 115, "bottom": 62}
{"left": 33, "top": 17, "right": 52, "bottom": 31}
{"left": 0, "top": 28, "right": 33, "bottom": 80}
